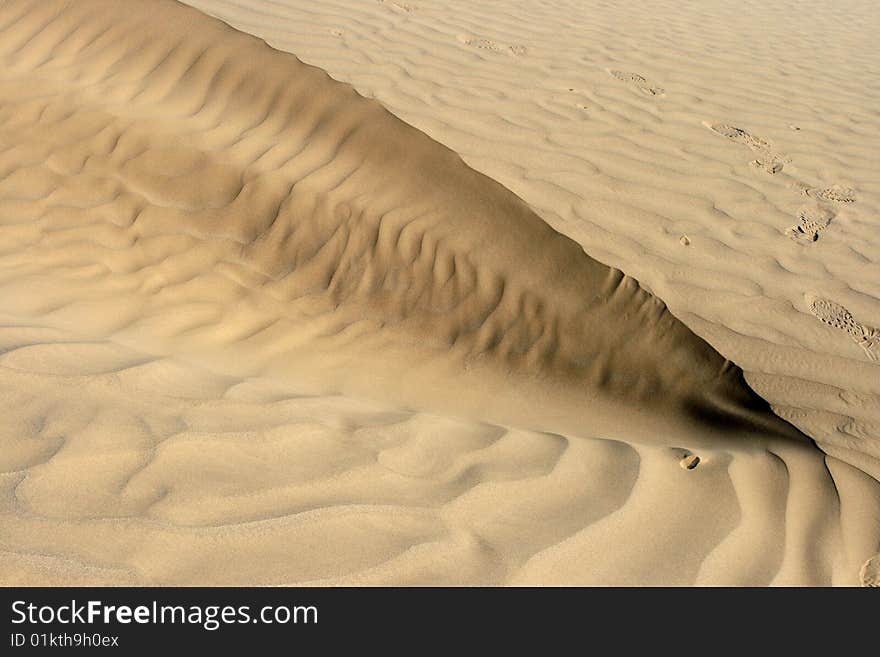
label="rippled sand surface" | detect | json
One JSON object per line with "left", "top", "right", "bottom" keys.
{"left": 1, "top": 0, "right": 878, "bottom": 585}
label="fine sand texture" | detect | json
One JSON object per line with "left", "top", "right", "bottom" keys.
{"left": 1, "top": 0, "right": 878, "bottom": 585}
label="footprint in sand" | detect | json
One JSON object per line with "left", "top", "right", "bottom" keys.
{"left": 378, "top": 0, "right": 414, "bottom": 12}
{"left": 786, "top": 206, "right": 835, "bottom": 244}
{"left": 861, "top": 554, "right": 880, "bottom": 587}
{"left": 750, "top": 154, "right": 786, "bottom": 174}
{"left": 806, "top": 294, "right": 879, "bottom": 361}
{"left": 803, "top": 184, "right": 856, "bottom": 204}
{"left": 709, "top": 123, "right": 786, "bottom": 174}
{"left": 329, "top": 29, "right": 344, "bottom": 38}
{"left": 457, "top": 35, "right": 527, "bottom": 56}
{"left": 710, "top": 123, "right": 772, "bottom": 150}
{"left": 608, "top": 69, "right": 664, "bottom": 96}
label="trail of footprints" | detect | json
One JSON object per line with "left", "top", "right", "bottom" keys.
{"left": 389, "top": 14, "right": 872, "bottom": 364}
{"left": 447, "top": 45, "right": 871, "bottom": 362}
{"left": 603, "top": 64, "right": 870, "bottom": 362}
{"left": 782, "top": 184, "right": 856, "bottom": 244}
{"left": 704, "top": 121, "right": 857, "bottom": 244}
{"left": 451, "top": 39, "right": 872, "bottom": 364}
{"left": 784, "top": 185, "right": 856, "bottom": 244}
{"left": 277, "top": 5, "right": 880, "bottom": 367}
{"left": 701, "top": 122, "right": 867, "bottom": 357}
{"left": 787, "top": 186, "right": 868, "bottom": 359}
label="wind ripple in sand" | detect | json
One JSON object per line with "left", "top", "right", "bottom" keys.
{"left": 0, "top": 0, "right": 878, "bottom": 586}
{"left": 2, "top": 327, "right": 877, "bottom": 585}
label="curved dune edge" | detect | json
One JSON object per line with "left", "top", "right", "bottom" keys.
{"left": 0, "top": 0, "right": 877, "bottom": 585}
{"left": 0, "top": 0, "right": 796, "bottom": 447}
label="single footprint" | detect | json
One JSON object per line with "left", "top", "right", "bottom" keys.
{"left": 861, "top": 554, "right": 880, "bottom": 587}
{"left": 804, "top": 184, "right": 856, "bottom": 204}
{"left": 608, "top": 69, "right": 664, "bottom": 96}
{"left": 457, "top": 35, "right": 527, "bottom": 56}
{"left": 750, "top": 155, "right": 786, "bottom": 174}
{"left": 786, "top": 206, "right": 835, "bottom": 244}
{"left": 329, "top": 28, "right": 344, "bottom": 38}
{"left": 378, "top": 0, "right": 414, "bottom": 12}
{"left": 710, "top": 123, "right": 772, "bottom": 150}
{"left": 708, "top": 123, "right": 787, "bottom": 173}
{"left": 806, "top": 294, "right": 879, "bottom": 361}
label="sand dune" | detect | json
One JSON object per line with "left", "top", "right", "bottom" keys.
{"left": 0, "top": 0, "right": 789, "bottom": 447}
{"left": 0, "top": 0, "right": 878, "bottom": 585}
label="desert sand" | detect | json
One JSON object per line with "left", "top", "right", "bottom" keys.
{"left": 0, "top": 0, "right": 878, "bottom": 585}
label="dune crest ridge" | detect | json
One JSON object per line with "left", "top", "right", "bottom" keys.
{"left": 0, "top": 0, "right": 797, "bottom": 448}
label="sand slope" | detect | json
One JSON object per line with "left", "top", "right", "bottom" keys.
{"left": 181, "top": 0, "right": 880, "bottom": 473}
{"left": 0, "top": 0, "right": 793, "bottom": 446}
{"left": 0, "top": 0, "right": 878, "bottom": 585}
